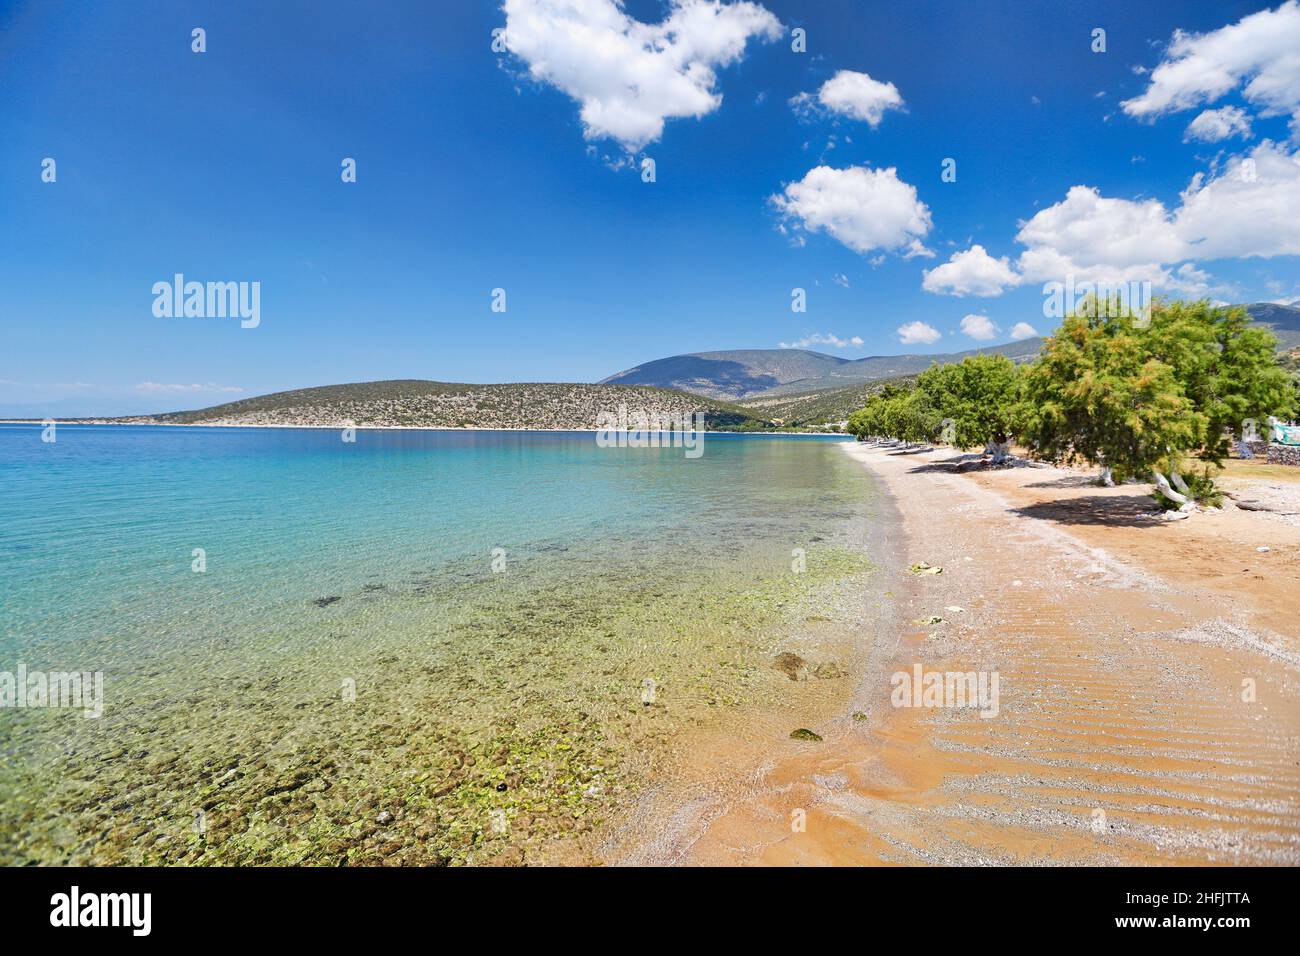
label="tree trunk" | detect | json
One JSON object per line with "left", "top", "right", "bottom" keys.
{"left": 1170, "top": 472, "right": 1190, "bottom": 495}
{"left": 1153, "top": 471, "right": 1193, "bottom": 509}
{"left": 1099, "top": 466, "right": 1115, "bottom": 487}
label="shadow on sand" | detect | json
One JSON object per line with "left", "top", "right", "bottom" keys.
{"left": 884, "top": 451, "right": 1163, "bottom": 527}
{"left": 1009, "top": 495, "right": 1161, "bottom": 528}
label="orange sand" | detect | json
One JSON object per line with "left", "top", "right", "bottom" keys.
{"left": 607, "top": 445, "right": 1300, "bottom": 866}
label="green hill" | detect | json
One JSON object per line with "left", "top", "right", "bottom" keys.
{"left": 128, "top": 380, "right": 772, "bottom": 431}
{"left": 601, "top": 341, "right": 1042, "bottom": 400}
{"left": 737, "top": 377, "right": 917, "bottom": 428}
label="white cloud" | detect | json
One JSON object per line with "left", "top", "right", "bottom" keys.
{"left": 1014, "top": 185, "right": 1186, "bottom": 284}
{"left": 1017, "top": 142, "right": 1300, "bottom": 277}
{"left": 771, "top": 164, "right": 932, "bottom": 256}
{"left": 790, "top": 69, "right": 904, "bottom": 127}
{"left": 1184, "top": 105, "right": 1253, "bottom": 142}
{"left": 1121, "top": 1, "right": 1300, "bottom": 140}
{"left": 1008, "top": 322, "right": 1039, "bottom": 341}
{"left": 135, "top": 382, "right": 243, "bottom": 394}
{"left": 1173, "top": 140, "right": 1300, "bottom": 259}
{"left": 922, "top": 244, "right": 1020, "bottom": 297}
{"left": 921, "top": 141, "right": 1300, "bottom": 303}
{"left": 779, "top": 332, "right": 863, "bottom": 349}
{"left": 896, "top": 321, "right": 941, "bottom": 345}
{"left": 502, "top": 0, "right": 782, "bottom": 152}
{"left": 831, "top": 272, "right": 850, "bottom": 288}
{"left": 959, "top": 314, "right": 998, "bottom": 340}
{"left": 1163, "top": 262, "right": 1221, "bottom": 297}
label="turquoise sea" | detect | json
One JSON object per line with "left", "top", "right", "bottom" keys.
{"left": 0, "top": 425, "right": 878, "bottom": 865}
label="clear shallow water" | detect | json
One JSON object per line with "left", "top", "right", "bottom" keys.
{"left": 0, "top": 425, "right": 876, "bottom": 865}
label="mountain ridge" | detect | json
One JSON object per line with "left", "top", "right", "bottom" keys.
{"left": 601, "top": 339, "right": 1043, "bottom": 400}
{"left": 602, "top": 303, "right": 1300, "bottom": 400}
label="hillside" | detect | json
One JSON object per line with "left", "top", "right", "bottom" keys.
{"left": 57, "top": 305, "right": 1300, "bottom": 433}
{"left": 737, "top": 377, "right": 917, "bottom": 428}
{"left": 598, "top": 349, "right": 849, "bottom": 400}
{"left": 600, "top": 304, "right": 1300, "bottom": 402}
{"left": 601, "top": 340, "right": 1041, "bottom": 400}
{"left": 1245, "top": 302, "right": 1300, "bottom": 349}
{"left": 113, "top": 380, "right": 772, "bottom": 431}
{"left": 748, "top": 339, "right": 1043, "bottom": 398}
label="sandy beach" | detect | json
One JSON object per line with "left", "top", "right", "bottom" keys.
{"left": 611, "top": 443, "right": 1300, "bottom": 865}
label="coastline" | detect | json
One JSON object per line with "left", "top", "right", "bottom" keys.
{"left": 597, "top": 460, "right": 906, "bottom": 865}
{"left": 0, "top": 428, "right": 871, "bottom": 866}
{"left": 0, "top": 421, "right": 849, "bottom": 438}
{"left": 619, "top": 442, "right": 1300, "bottom": 865}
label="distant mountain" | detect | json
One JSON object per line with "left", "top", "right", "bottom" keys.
{"left": 601, "top": 340, "right": 1042, "bottom": 401}
{"left": 1246, "top": 302, "right": 1300, "bottom": 348}
{"left": 598, "top": 349, "right": 850, "bottom": 400}
{"left": 601, "top": 304, "right": 1300, "bottom": 402}
{"left": 23, "top": 304, "right": 1293, "bottom": 432}
{"left": 91, "top": 380, "right": 772, "bottom": 431}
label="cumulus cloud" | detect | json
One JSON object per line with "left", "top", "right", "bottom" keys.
{"left": 1184, "top": 105, "right": 1253, "bottom": 142}
{"left": 1173, "top": 140, "right": 1300, "bottom": 259}
{"left": 1008, "top": 322, "right": 1039, "bottom": 341}
{"left": 922, "top": 140, "right": 1300, "bottom": 300}
{"left": 896, "top": 321, "right": 941, "bottom": 345}
{"left": 1014, "top": 185, "right": 1186, "bottom": 285}
{"left": 501, "top": 0, "right": 782, "bottom": 152}
{"left": 922, "top": 245, "right": 1020, "bottom": 297}
{"left": 959, "top": 314, "right": 998, "bottom": 340}
{"left": 779, "top": 332, "right": 863, "bottom": 349}
{"left": 1121, "top": 1, "right": 1300, "bottom": 140}
{"left": 790, "top": 69, "right": 904, "bottom": 127}
{"left": 771, "top": 164, "right": 932, "bottom": 257}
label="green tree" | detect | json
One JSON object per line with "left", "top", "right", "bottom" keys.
{"left": 916, "top": 354, "right": 1022, "bottom": 462}
{"left": 1146, "top": 301, "right": 1296, "bottom": 463}
{"left": 1019, "top": 297, "right": 1295, "bottom": 508}
{"left": 1020, "top": 308, "right": 1197, "bottom": 496}
{"left": 847, "top": 385, "right": 940, "bottom": 446}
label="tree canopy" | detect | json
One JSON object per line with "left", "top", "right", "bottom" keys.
{"left": 851, "top": 298, "right": 1298, "bottom": 508}
{"left": 915, "top": 353, "right": 1020, "bottom": 454}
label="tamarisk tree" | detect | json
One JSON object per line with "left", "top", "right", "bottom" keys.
{"left": 915, "top": 354, "right": 1022, "bottom": 463}
{"left": 847, "top": 384, "right": 941, "bottom": 446}
{"left": 1019, "top": 299, "right": 1295, "bottom": 509}
{"left": 1147, "top": 301, "right": 1295, "bottom": 464}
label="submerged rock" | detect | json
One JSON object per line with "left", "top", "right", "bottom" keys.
{"left": 313, "top": 596, "right": 342, "bottom": 607}
{"left": 789, "top": 728, "right": 823, "bottom": 742}
{"left": 772, "top": 652, "right": 810, "bottom": 681}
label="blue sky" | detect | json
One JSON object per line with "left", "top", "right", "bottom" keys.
{"left": 3, "top": 0, "right": 1299, "bottom": 415}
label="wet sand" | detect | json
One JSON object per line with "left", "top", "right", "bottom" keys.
{"left": 610, "top": 444, "right": 1300, "bottom": 865}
